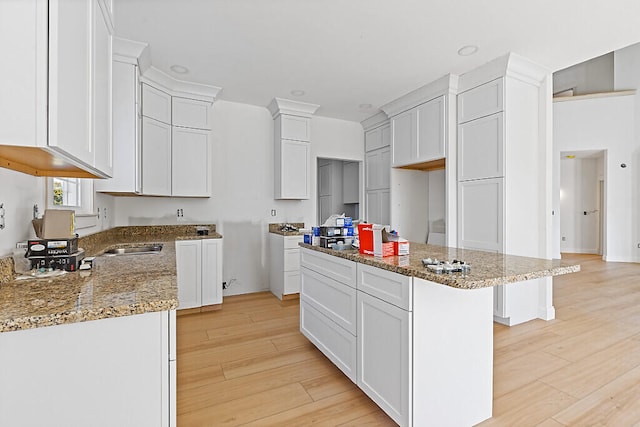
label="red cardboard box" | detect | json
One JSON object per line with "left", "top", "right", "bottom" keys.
{"left": 358, "top": 223, "right": 374, "bottom": 255}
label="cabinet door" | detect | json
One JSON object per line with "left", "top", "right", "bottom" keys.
{"left": 280, "top": 115, "right": 310, "bottom": 141}
{"left": 458, "top": 112, "right": 504, "bottom": 181}
{"left": 379, "top": 146, "right": 391, "bottom": 189}
{"left": 416, "top": 95, "right": 445, "bottom": 162}
{"left": 202, "top": 239, "right": 222, "bottom": 306}
{"left": 391, "top": 109, "right": 416, "bottom": 167}
{"left": 458, "top": 78, "right": 503, "bottom": 124}
{"left": 278, "top": 139, "right": 310, "bottom": 199}
{"left": 92, "top": 2, "right": 113, "bottom": 176}
{"left": 141, "top": 117, "right": 172, "bottom": 196}
{"left": 458, "top": 178, "right": 504, "bottom": 252}
{"left": 365, "top": 150, "right": 380, "bottom": 190}
{"left": 357, "top": 290, "right": 412, "bottom": 426}
{"left": 142, "top": 84, "right": 171, "bottom": 124}
{"left": 95, "top": 61, "right": 139, "bottom": 193}
{"left": 172, "top": 97, "right": 210, "bottom": 130}
{"left": 172, "top": 127, "right": 210, "bottom": 197}
{"left": 342, "top": 162, "right": 359, "bottom": 204}
{"left": 365, "top": 190, "right": 380, "bottom": 224}
{"left": 175, "top": 240, "right": 202, "bottom": 309}
{"left": 48, "top": 0, "right": 93, "bottom": 166}
{"left": 380, "top": 189, "right": 390, "bottom": 226}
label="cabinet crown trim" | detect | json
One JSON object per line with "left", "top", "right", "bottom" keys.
{"left": 361, "top": 111, "right": 389, "bottom": 131}
{"left": 267, "top": 97, "right": 320, "bottom": 119}
{"left": 458, "top": 52, "right": 549, "bottom": 92}
{"left": 141, "top": 66, "right": 220, "bottom": 103}
{"left": 113, "top": 37, "right": 149, "bottom": 66}
{"left": 381, "top": 74, "right": 458, "bottom": 118}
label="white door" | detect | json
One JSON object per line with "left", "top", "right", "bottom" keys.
{"left": 141, "top": 117, "right": 172, "bottom": 196}
{"left": 357, "top": 290, "right": 411, "bottom": 427}
{"left": 280, "top": 140, "right": 310, "bottom": 199}
{"left": 201, "top": 239, "right": 222, "bottom": 306}
{"left": 172, "top": 127, "right": 210, "bottom": 197}
{"left": 175, "top": 240, "right": 202, "bottom": 309}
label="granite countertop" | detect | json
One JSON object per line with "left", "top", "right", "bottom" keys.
{"left": 268, "top": 223, "right": 305, "bottom": 236}
{"left": 299, "top": 242, "right": 580, "bottom": 290}
{"left": 0, "top": 224, "right": 222, "bottom": 333}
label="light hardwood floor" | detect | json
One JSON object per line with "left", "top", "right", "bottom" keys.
{"left": 177, "top": 254, "right": 640, "bottom": 426}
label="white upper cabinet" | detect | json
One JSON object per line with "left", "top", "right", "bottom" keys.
{"left": 172, "top": 97, "right": 211, "bottom": 130}
{"left": 0, "top": 0, "right": 113, "bottom": 178}
{"left": 172, "top": 126, "right": 210, "bottom": 197}
{"left": 268, "top": 98, "right": 319, "bottom": 200}
{"left": 141, "top": 116, "right": 172, "bottom": 196}
{"left": 391, "top": 95, "right": 445, "bottom": 167}
{"left": 458, "top": 112, "right": 504, "bottom": 181}
{"left": 142, "top": 84, "right": 172, "bottom": 125}
{"left": 92, "top": 3, "right": 113, "bottom": 177}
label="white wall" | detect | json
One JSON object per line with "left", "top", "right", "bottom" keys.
{"left": 553, "top": 52, "right": 614, "bottom": 95}
{"left": 0, "top": 168, "right": 44, "bottom": 256}
{"left": 559, "top": 157, "right": 601, "bottom": 254}
{"left": 111, "top": 100, "right": 363, "bottom": 295}
{"left": 554, "top": 94, "right": 636, "bottom": 262}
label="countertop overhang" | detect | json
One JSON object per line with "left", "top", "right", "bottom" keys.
{"left": 299, "top": 242, "right": 580, "bottom": 289}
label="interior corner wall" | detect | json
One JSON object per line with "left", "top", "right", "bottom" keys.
{"left": 0, "top": 168, "right": 44, "bottom": 256}
{"left": 111, "top": 100, "right": 364, "bottom": 296}
{"left": 553, "top": 52, "right": 614, "bottom": 95}
{"left": 553, "top": 94, "right": 636, "bottom": 262}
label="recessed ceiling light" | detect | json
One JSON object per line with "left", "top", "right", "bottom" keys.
{"left": 457, "top": 45, "right": 479, "bottom": 56}
{"left": 290, "top": 89, "right": 305, "bottom": 97}
{"left": 170, "top": 64, "right": 189, "bottom": 74}
{"left": 359, "top": 103, "right": 373, "bottom": 109}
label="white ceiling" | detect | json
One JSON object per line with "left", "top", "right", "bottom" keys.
{"left": 114, "top": 0, "right": 640, "bottom": 122}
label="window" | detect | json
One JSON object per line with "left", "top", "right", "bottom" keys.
{"left": 47, "top": 178, "right": 97, "bottom": 229}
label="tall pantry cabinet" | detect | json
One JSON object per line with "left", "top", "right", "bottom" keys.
{"left": 456, "top": 53, "right": 554, "bottom": 325}
{"left": 363, "top": 118, "right": 391, "bottom": 225}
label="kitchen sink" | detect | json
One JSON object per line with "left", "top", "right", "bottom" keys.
{"left": 103, "top": 244, "right": 163, "bottom": 256}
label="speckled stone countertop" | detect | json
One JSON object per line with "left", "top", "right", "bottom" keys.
{"left": 269, "top": 223, "right": 305, "bottom": 236}
{"left": 300, "top": 242, "right": 580, "bottom": 290}
{"left": 0, "top": 224, "right": 222, "bottom": 332}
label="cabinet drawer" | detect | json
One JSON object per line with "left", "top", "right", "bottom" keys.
{"left": 458, "top": 112, "right": 504, "bottom": 181}
{"left": 172, "top": 97, "right": 210, "bottom": 130}
{"left": 458, "top": 78, "right": 503, "bottom": 123}
{"left": 357, "top": 264, "right": 412, "bottom": 311}
{"left": 301, "top": 266, "right": 357, "bottom": 334}
{"left": 142, "top": 84, "right": 171, "bottom": 124}
{"left": 300, "top": 300, "right": 356, "bottom": 382}
{"left": 284, "top": 235, "right": 304, "bottom": 249}
{"left": 283, "top": 248, "right": 300, "bottom": 271}
{"left": 300, "top": 248, "right": 356, "bottom": 288}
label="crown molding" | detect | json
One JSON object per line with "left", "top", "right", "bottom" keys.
{"left": 458, "top": 52, "right": 550, "bottom": 92}
{"left": 267, "top": 98, "right": 320, "bottom": 118}
{"left": 381, "top": 74, "right": 458, "bottom": 118}
{"left": 140, "top": 67, "right": 222, "bottom": 103}
{"left": 360, "top": 111, "right": 389, "bottom": 131}
{"left": 112, "top": 37, "right": 148, "bottom": 66}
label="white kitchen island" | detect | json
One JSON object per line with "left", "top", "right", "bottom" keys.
{"left": 299, "top": 243, "right": 579, "bottom": 427}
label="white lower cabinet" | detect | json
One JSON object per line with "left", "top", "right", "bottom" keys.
{"left": 175, "top": 238, "right": 223, "bottom": 310}
{"left": 0, "top": 311, "right": 175, "bottom": 427}
{"left": 357, "top": 290, "right": 411, "bottom": 427}
{"left": 270, "top": 234, "right": 304, "bottom": 299}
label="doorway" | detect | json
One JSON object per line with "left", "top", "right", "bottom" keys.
{"left": 559, "top": 150, "right": 605, "bottom": 255}
{"left": 317, "top": 158, "right": 361, "bottom": 225}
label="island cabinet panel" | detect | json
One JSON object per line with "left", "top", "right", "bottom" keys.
{"left": 300, "top": 248, "right": 357, "bottom": 286}
{"left": 0, "top": 311, "right": 175, "bottom": 427}
{"left": 412, "top": 278, "right": 493, "bottom": 426}
{"left": 357, "top": 290, "right": 412, "bottom": 427}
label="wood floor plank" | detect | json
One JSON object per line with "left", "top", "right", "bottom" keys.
{"left": 271, "top": 331, "right": 314, "bottom": 351}
{"left": 539, "top": 336, "right": 640, "bottom": 399}
{"left": 552, "top": 365, "right": 640, "bottom": 426}
{"left": 301, "top": 371, "right": 358, "bottom": 401}
{"left": 222, "top": 345, "right": 328, "bottom": 380}
{"left": 178, "top": 357, "right": 339, "bottom": 415}
{"left": 177, "top": 338, "right": 277, "bottom": 374}
{"left": 477, "top": 380, "right": 576, "bottom": 427}
{"left": 179, "top": 383, "right": 313, "bottom": 426}
{"left": 493, "top": 350, "right": 570, "bottom": 398}
{"left": 240, "top": 388, "right": 381, "bottom": 427}
{"left": 336, "top": 409, "right": 398, "bottom": 426}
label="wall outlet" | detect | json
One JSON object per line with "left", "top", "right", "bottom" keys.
{"left": 271, "top": 209, "right": 276, "bottom": 217}
{"left": 637, "top": 243, "right": 640, "bottom": 249}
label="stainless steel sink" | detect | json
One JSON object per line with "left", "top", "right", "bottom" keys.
{"left": 103, "top": 244, "right": 163, "bottom": 256}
